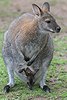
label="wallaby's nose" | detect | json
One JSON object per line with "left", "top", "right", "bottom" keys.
{"left": 56, "top": 26, "right": 61, "bottom": 33}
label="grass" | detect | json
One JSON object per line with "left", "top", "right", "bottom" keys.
{"left": 0, "top": 0, "right": 67, "bottom": 100}
{"left": 0, "top": 0, "right": 11, "bottom": 6}
{"left": 50, "top": 0, "right": 58, "bottom": 6}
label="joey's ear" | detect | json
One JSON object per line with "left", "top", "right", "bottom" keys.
{"left": 42, "top": 2, "right": 50, "bottom": 12}
{"left": 32, "top": 4, "right": 43, "bottom": 16}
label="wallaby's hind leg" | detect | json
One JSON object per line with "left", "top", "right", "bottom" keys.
{"left": 39, "top": 57, "right": 52, "bottom": 92}
{"left": 2, "top": 48, "right": 15, "bottom": 93}
{"left": 4, "top": 64, "right": 14, "bottom": 93}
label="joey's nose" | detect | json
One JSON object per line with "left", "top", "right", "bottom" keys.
{"left": 56, "top": 26, "right": 61, "bottom": 33}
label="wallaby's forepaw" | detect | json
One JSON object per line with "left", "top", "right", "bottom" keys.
{"left": 4, "top": 85, "right": 10, "bottom": 93}
{"left": 43, "top": 85, "right": 51, "bottom": 93}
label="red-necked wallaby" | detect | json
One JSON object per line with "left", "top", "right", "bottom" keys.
{"left": 2, "top": 2, "right": 61, "bottom": 93}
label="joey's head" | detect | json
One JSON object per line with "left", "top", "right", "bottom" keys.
{"left": 32, "top": 2, "right": 61, "bottom": 33}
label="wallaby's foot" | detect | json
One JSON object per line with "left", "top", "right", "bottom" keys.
{"left": 43, "top": 85, "right": 51, "bottom": 93}
{"left": 4, "top": 85, "right": 10, "bottom": 93}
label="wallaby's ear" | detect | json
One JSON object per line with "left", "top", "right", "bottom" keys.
{"left": 42, "top": 2, "right": 50, "bottom": 12}
{"left": 32, "top": 4, "right": 43, "bottom": 16}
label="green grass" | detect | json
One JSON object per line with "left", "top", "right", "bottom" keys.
{"left": 0, "top": 0, "right": 11, "bottom": 6}
{"left": 0, "top": 0, "right": 67, "bottom": 100}
{"left": 50, "top": 0, "right": 58, "bottom": 6}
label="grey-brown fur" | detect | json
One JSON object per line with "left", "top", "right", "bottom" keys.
{"left": 2, "top": 2, "right": 61, "bottom": 93}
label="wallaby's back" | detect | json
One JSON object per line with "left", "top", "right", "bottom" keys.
{"left": 4, "top": 13, "right": 38, "bottom": 46}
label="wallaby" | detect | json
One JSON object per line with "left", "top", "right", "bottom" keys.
{"left": 2, "top": 2, "right": 61, "bottom": 93}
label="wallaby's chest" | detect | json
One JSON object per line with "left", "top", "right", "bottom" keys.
{"left": 15, "top": 32, "right": 48, "bottom": 59}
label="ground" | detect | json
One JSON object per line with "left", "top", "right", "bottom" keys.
{"left": 0, "top": 0, "right": 67, "bottom": 100}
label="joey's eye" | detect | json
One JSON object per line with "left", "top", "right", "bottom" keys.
{"left": 45, "top": 19, "right": 51, "bottom": 23}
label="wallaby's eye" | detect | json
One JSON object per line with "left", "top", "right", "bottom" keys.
{"left": 45, "top": 18, "right": 51, "bottom": 23}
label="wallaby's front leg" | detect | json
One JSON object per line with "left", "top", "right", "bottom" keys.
{"left": 40, "top": 57, "right": 52, "bottom": 92}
